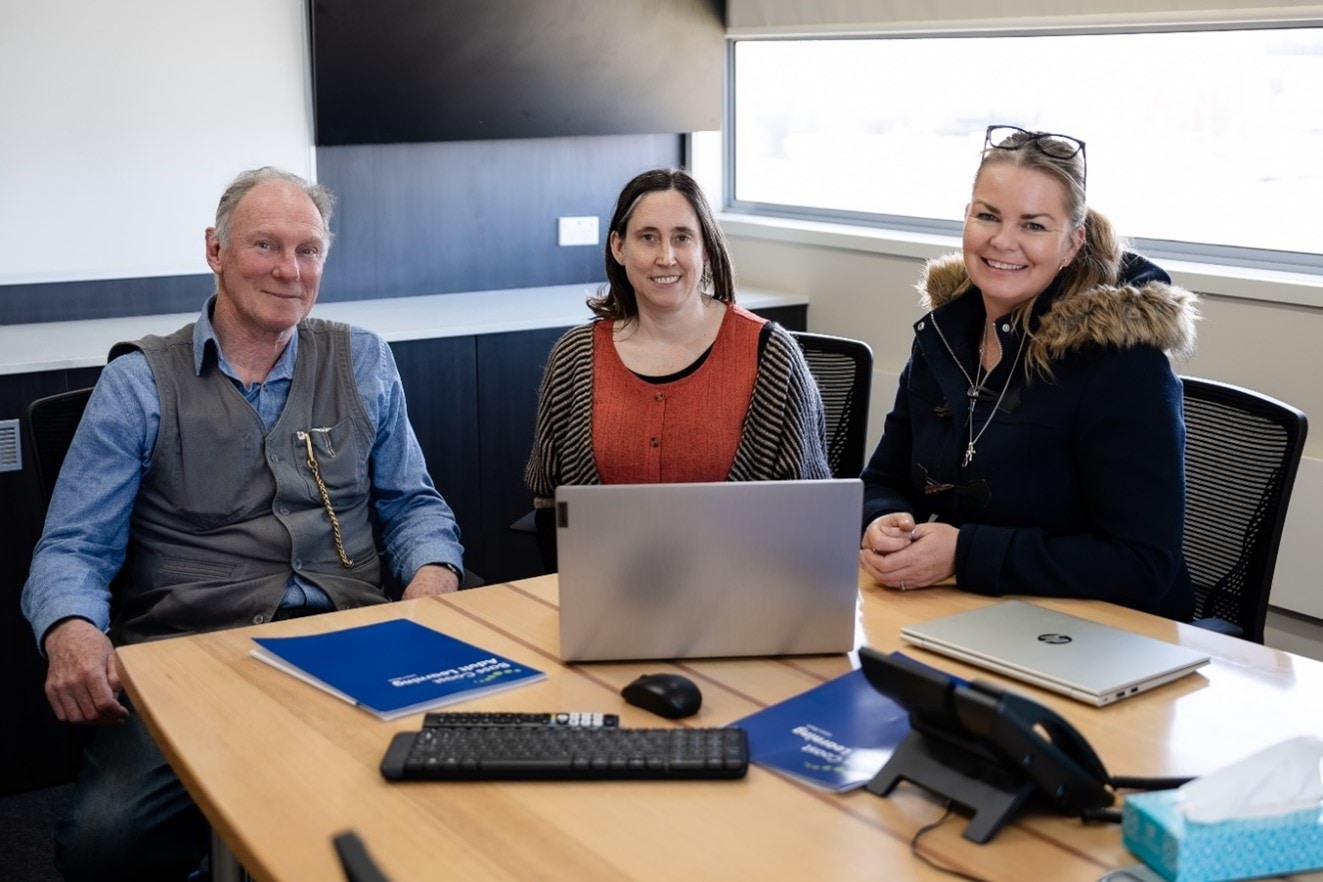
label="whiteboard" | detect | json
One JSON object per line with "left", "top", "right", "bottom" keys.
{"left": 0, "top": 0, "right": 315, "bottom": 285}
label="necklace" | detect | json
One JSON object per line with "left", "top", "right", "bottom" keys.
{"left": 971, "top": 325, "right": 996, "bottom": 398}
{"left": 929, "top": 318, "right": 1027, "bottom": 467}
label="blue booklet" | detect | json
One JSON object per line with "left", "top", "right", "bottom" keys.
{"left": 733, "top": 666, "right": 912, "bottom": 792}
{"left": 250, "top": 618, "right": 545, "bottom": 720}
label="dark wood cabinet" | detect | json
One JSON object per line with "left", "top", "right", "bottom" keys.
{"left": 474, "top": 327, "right": 574, "bottom": 582}
{"left": 387, "top": 337, "right": 483, "bottom": 577}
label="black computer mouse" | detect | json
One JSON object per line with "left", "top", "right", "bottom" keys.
{"left": 621, "top": 673, "right": 702, "bottom": 719}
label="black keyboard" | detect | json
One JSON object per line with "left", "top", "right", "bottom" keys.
{"left": 380, "top": 725, "right": 748, "bottom": 781}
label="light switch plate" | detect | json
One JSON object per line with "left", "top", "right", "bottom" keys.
{"left": 557, "top": 216, "right": 599, "bottom": 247}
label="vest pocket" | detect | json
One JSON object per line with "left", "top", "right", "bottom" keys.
{"left": 159, "top": 556, "right": 237, "bottom": 580}
{"left": 293, "top": 418, "right": 367, "bottom": 505}
{"left": 349, "top": 546, "right": 381, "bottom": 575}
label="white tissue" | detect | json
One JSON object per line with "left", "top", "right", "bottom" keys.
{"left": 1178, "top": 736, "right": 1323, "bottom": 823}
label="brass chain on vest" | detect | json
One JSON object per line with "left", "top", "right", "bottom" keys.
{"left": 297, "top": 430, "right": 355, "bottom": 568}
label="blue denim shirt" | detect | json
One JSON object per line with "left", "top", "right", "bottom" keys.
{"left": 22, "top": 298, "right": 463, "bottom": 649}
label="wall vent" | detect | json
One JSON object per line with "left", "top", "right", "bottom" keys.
{"left": 0, "top": 420, "right": 20, "bottom": 472}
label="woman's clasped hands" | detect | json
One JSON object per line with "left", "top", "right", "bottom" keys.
{"left": 859, "top": 512, "right": 958, "bottom": 591}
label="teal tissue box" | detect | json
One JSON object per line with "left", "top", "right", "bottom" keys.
{"left": 1123, "top": 789, "right": 1323, "bottom": 882}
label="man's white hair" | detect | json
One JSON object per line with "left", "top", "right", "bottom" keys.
{"left": 213, "top": 167, "right": 335, "bottom": 248}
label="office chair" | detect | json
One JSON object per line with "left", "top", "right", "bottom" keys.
{"left": 1182, "top": 376, "right": 1307, "bottom": 644}
{"left": 789, "top": 331, "right": 874, "bottom": 480}
{"left": 26, "top": 387, "right": 96, "bottom": 509}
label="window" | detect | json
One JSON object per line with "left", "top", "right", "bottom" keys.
{"left": 730, "top": 27, "right": 1323, "bottom": 269}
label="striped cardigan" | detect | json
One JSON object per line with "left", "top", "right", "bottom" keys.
{"left": 525, "top": 319, "right": 831, "bottom": 505}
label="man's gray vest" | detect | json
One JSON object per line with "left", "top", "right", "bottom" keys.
{"left": 109, "top": 318, "right": 386, "bottom": 644}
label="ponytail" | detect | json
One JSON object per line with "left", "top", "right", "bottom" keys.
{"left": 1064, "top": 208, "right": 1123, "bottom": 299}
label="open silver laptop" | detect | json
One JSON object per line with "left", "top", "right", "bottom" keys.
{"left": 900, "top": 600, "right": 1210, "bottom": 706}
{"left": 556, "top": 479, "right": 863, "bottom": 661}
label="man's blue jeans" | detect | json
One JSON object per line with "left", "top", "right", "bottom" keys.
{"left": 54, "top": 704, "right": 208, "bottom": 882}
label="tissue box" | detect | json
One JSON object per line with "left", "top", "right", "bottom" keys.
{"left": 1124, "top": 789, "right": 1323, "bottom": 882}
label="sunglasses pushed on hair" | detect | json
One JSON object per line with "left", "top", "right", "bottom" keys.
{"left": 985, "top": 125, "right": 1087, "bottom": 189}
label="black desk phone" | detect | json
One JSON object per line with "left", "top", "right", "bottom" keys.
{"left": 859, "top": 647, "right": 1115, "bottom": 843}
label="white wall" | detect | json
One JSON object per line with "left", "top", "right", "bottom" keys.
{"left": 0, "top": 0, "right": 314, "bottom": 285}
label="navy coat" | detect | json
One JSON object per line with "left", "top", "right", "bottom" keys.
{"left": 862, "top": 253, "right": 1199, "bottom": 620}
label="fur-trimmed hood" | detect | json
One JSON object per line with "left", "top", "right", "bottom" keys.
{"left": 916, "top": 252, "right": 1199, "bottom": 364}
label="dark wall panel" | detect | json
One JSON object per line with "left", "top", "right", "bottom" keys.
{"left": 312, "top": 0, "right": 724, "bottom": 145}
{"left": 317, "top": 134, "right": 683, "bottom": 301}
{"left": 0, "top": 274, "right": 213, "bottom": 326}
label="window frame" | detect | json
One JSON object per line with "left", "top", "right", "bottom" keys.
{"left": 721, "top": 20, "right": 1323, "bottom": 277}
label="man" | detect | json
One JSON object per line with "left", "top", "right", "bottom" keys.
{"left": 21, "top": 167, "right": 464, "bottom": 881}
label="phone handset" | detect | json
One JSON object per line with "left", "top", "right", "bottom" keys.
{"left": 954, "top": 681, "right": 1114, "bottom": 813}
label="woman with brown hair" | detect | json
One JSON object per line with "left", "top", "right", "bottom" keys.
{"left": 527, "top": 169, "right": 829, "bottom": 564}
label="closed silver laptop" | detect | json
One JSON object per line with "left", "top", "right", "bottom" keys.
{"left": 900, "top": 600, "right": 1210, "bottom": 706}
{"left": 556, "top": 479, "right": 863, "bottom": 661}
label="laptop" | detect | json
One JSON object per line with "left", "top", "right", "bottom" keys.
{"left": 899, "top": 600, "right": 1210, "bottom": 706}
{"left": 555, "top": 479, "right": 863, "bottom": 661}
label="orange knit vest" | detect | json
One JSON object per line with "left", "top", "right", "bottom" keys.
{"left": 592, "top": 305, "right": 765, "bottom": 484}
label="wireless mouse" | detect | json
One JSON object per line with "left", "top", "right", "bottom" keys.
{"left": 621, "top": 673, "right": 702, "bottom": 719}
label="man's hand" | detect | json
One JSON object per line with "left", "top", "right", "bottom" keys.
{"left": 43, "top": 618, "right": 129, "bottom": 726}
{"left": 401, "top": 564, "right": 460, "bottom": 600}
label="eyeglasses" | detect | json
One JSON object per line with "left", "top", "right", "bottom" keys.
{"left": 984, "top": 125, "right": 1087, "bottom": 189}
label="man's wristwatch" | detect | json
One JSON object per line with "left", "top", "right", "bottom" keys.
{"left": 437, "top": 562, "right": 463, "bottom": 582}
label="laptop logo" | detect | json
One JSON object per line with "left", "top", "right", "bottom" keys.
{"left": 1037, "top": 633, "right": 1072, "bottom": 645}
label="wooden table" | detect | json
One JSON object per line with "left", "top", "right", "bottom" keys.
{"left": 117, "top": 575, "right": 1323, "bottom": 881}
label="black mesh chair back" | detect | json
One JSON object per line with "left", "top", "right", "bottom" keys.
{"left": 790, "top": 332, "right": 874, "bottom": 480}
{"left": 1181, "top": 376, "right": 1307, "bottom": 644}
{"left": 26, "top": 387, "right": 95, "bottom": 508}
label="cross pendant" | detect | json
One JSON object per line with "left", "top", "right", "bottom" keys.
{"left": 963, "top": 443, "right": 975, "bottom": 467}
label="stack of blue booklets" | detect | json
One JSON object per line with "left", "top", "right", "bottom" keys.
{"left": 250, "top": 618, "right": 545, "bottom": 720}
{"left": 733, "top": 666, "right": 912, "bottom": 792}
